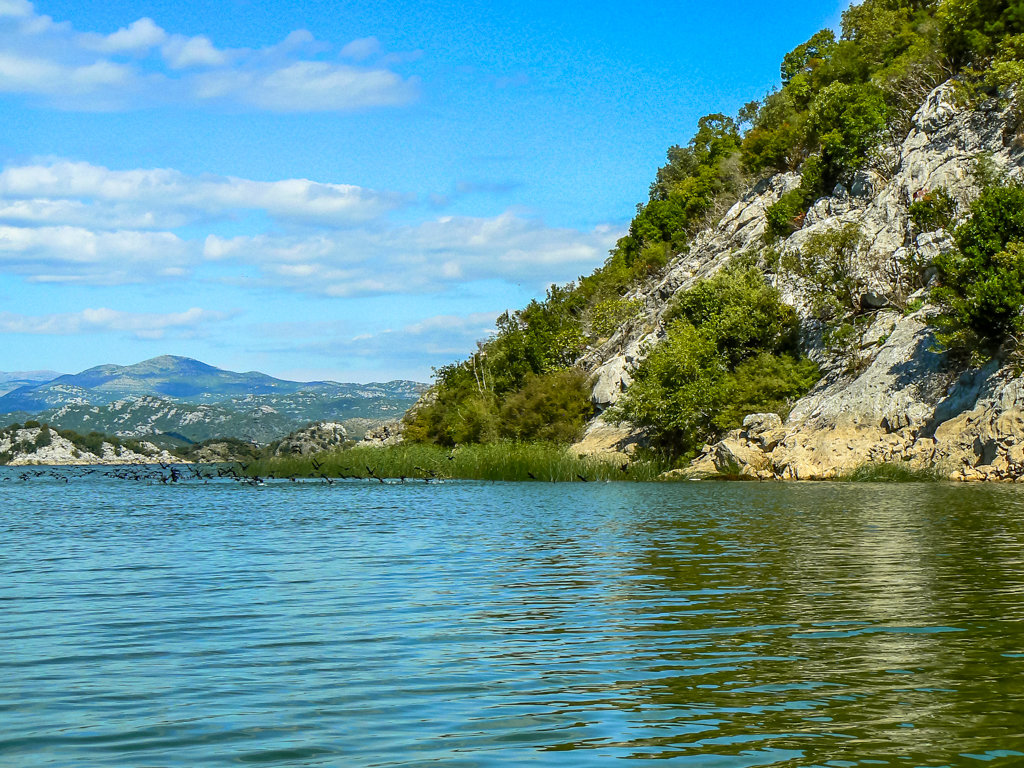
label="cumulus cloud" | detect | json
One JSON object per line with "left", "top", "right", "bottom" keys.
{"left": 80, "top": 18, "right": 167, "bottom": 54}
{"left": 0, "top": 0, "right": 32, "bottom": 18}
{"left": 0, "top": 225, "right": 194, "bottom": 284}
{"left": 161, "top": 34, "right": 228, "bottom": 69}
{"left": 0, "top": 160, "right": 399, "bottom": 229}
{"left": 0, "top": 158, "right": 620, "bottom": 293}
{"left": 339, "top": 36, "right": 381, "bottom": 61}
{"left": 204, "top": 213, "right": 620, "bottom": 297}
{"left": 0, "top": 306, "right": 231, "bottom": 339}
{"left": 0, "top": 3, "right": 419, "bottom": 111}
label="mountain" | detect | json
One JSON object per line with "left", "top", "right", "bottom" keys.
{"left": 0, "top": 370, "right": 62, "bottom": 397}
{"left": 401, "top": 0, "right": 1024, "bottom": 481}
{"left": 0, "top": 356, "right": 426, "bottom": 444}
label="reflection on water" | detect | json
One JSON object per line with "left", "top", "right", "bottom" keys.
{"left": 1, "top": 472, "right": 1024, "bottom": 766}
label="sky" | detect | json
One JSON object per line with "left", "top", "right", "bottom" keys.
{"left": 0, "top": 0, "right": 851, "bottom": 383}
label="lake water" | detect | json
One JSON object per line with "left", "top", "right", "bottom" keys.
{"left": 2, "top": 468, "right": 1024, "bottom": 767}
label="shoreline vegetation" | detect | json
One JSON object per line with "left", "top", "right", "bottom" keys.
{"left": 244, "top": 442, "right": 670, "bottom": 483}
{"left": 388, "top": 0, "right": 1024, "bottom": 477}
{"left": 241, "top": 443, "right": 948, "bottom": 484}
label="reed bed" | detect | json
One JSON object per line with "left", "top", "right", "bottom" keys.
{"left": 246, "top": 442, "right": 668, "bottom": 483}
{"left": 840, "top": 462, "right": 944, "bottom": 483}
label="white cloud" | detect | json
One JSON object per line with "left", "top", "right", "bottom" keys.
{"left": 0, "top": 0, "right": 32, "bottom": 19}
{"left": 0, "top": 5, "right": 418, "bottom": 112}
{"left": 0, "top": 160, "right": 620, "bottom": 294}
{"left": 81, "top": 18, "right": 166, "bottom": 54}
{"left": 0, "top": 160, "right": 399, "bottom": 229}
{"left": 340, "top": 36, "right": 381, "bottom": 61}
{"left": 161, "top": 34, "right": 228, "bottom": 69}
{"left": 0, "top": 225, "right": 194, "bottom": 284}
{"left": 0, "top": 306, "right": 231, "bottom": 339}
{"left": 203, "top": 212, "right": 620, "bottom": 297}
{"left": 241, "top": 61, "right": 418, "bottom": 111}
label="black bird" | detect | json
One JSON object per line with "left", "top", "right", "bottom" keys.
{"left": 576, "top": 474, "right": 590, "bottom": 482}
{"left": 527, "top": 471, "right": 537, "bottom": 480}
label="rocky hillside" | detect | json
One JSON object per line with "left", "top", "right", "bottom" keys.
{"left": 0, "top": 356, "right": 426, "bottom": 445}
{"left": 0, "top": 423, "right": 177, "bottom": 466}
{"left": 575, "top": 82, "right": 1024, "bottom": 481}
{"left": 0, "top": 370, "right": 61, "bottom": 397}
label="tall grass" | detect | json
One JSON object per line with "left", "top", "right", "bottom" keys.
{"left": 841, "top": 462, "right": 944, "bottom": 483}
{"left": 246, "top": 442, "right": 668, "bottom": 482}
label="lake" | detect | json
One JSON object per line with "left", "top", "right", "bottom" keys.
{"left": 2, "top": 468, "right": 1024, "bottom": 766}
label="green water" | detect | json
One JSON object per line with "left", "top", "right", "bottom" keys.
{"left": 2, "top": 470, "right": 1023, "bottom": 766}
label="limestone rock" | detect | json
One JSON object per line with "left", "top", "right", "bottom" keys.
{"left": 362, "top": 420, "right": 405, "bottom": 447}
{"left": 569, "top": 416, "right": 646, "bottom": 463}
{"left": 568, "top": 80, "right": 1024, "bottom": 482}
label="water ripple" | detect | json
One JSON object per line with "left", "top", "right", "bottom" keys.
{"left": 2, "top": 473, "right": 1024, "bottom": 766}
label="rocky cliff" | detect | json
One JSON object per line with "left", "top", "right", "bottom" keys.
{"left": 573, "top": 82, "right": 1024, "bottom": 481}
{"left": 0, "top": 424, "right": 178, "bottom": 466}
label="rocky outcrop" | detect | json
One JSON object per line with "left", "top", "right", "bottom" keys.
{"left": 362, "top": 420, "right": 405, "bottom": 447}
{"left": 272, "top": 422, "right": 349, "bottom": 457}
{"left": 569, "top": 416, "right": 647, "bottom": 463}
{"left": 0, "top": 425, "right": 177, "bottom": 466}
{"left": 572, "top": 82, "right": 1024, "bottom": 481}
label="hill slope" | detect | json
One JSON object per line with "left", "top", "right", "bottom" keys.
{"left": 0, "top": 356, "right": 425, "bottom": 444}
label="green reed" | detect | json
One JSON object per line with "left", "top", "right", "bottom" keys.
{"left": 245, "top": 441, "right": 668, "bottom": 482}
{"left": 841, "top": 461, "right": 944, "bottom": 483}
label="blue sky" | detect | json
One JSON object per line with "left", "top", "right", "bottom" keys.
{"left": 0, "top": 0, "right": 850, "bottom": 383}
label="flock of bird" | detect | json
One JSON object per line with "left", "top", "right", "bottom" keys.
{"left": 0, "top": 459, "right": 448, "bottom": 487}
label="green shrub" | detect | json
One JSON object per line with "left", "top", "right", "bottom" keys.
{"left": 713, "top": 353, "right": 821, "bottom": 431}
{"left": 786, "top": 223, "right": 866, "bottom": 320}
{"left": 764, "top": 156, "right": 826, "bottom": 239}
{"left": 498, "top": 369, "right": 594, "bottom": 443}
{"left": 587, "top": 298, "right": 644, "bottom": 339}
{"left": 933, "top": 183, "right": 1024, "bottom": 357}
{"left": 34, "top": 426, "right": 51, "bottom": 449}
{"left": 614, "top": 267, "right": 818, "bottom": 456}
{"left": 23, "top": 420, "right": 40, "bottom": 429}
{"left": 909, "top": 187, "right": 957, "bottom": 233}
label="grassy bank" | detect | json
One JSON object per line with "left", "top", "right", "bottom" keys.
{"left": 245, "top": 442, "right": 670, "bottom": 483}
{"left": 840, "top": 462, "right": 944, "bottom": 483}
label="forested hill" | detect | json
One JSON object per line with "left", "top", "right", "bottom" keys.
{"left": 398, "top": 0, "right": 1024, "bottom": 479}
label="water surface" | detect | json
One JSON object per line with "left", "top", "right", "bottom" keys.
{"left": 2, "top": 470, "right": 1024, "bottom": 766}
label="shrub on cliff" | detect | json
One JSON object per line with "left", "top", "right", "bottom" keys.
{"left": 613, "top": 268, "right": 818, "bottom": 455}
{"left": 933, "top": 182, "right": 1024, "bottom": 357}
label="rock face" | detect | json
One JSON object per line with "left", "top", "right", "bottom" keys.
{"left": 0, "top": 425, "right": 177, "bottom": 466}
{"left": 571, "top": 83, "right": 1024, "bottom": 481}
{"left": 272, "top": 422, "right": 349, "bottom": 457}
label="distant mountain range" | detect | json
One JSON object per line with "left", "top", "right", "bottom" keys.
{"left": 0, "top": 370, "right": 64, "bottom": 397}
{"left": 0, "top": 356, "right": 426, "bottom": 444}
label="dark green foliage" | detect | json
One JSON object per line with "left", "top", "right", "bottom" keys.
{"left": 664, "top": 267, "right": 803, "bottom": 366}
{"left": 909, "top": 187, "right": 957, "bottom": 232}
{"left": 23, "top": 420, "right": 40, "bottom": 429}
{"left": 34, "top": 425, "right": 51, "bottom": 449}
{"left": 498, "top": 370, "right": 594, "bottom": 443}
{"left": 810, "top": 82, "right": 891, "bottom": 179}
{"left": 933, "top": 183, "right": 1024, "bottom": 355}
{"left": 614, "top": 268, "right": 819, "bottom": 456}
{"left": 611, "top": 321, "right": 726, "bottom": 455}
{"left": 941, "top": 0, "right": 1024, "bottom": 68}
{"left": 713, "top": 353, "right": 823, "bottom": 432}
{"left": 764, "top": 156, "right": 826, "bottom": 239}
{"left": 786, "top": 223, "right": 867, "bottom": 320}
